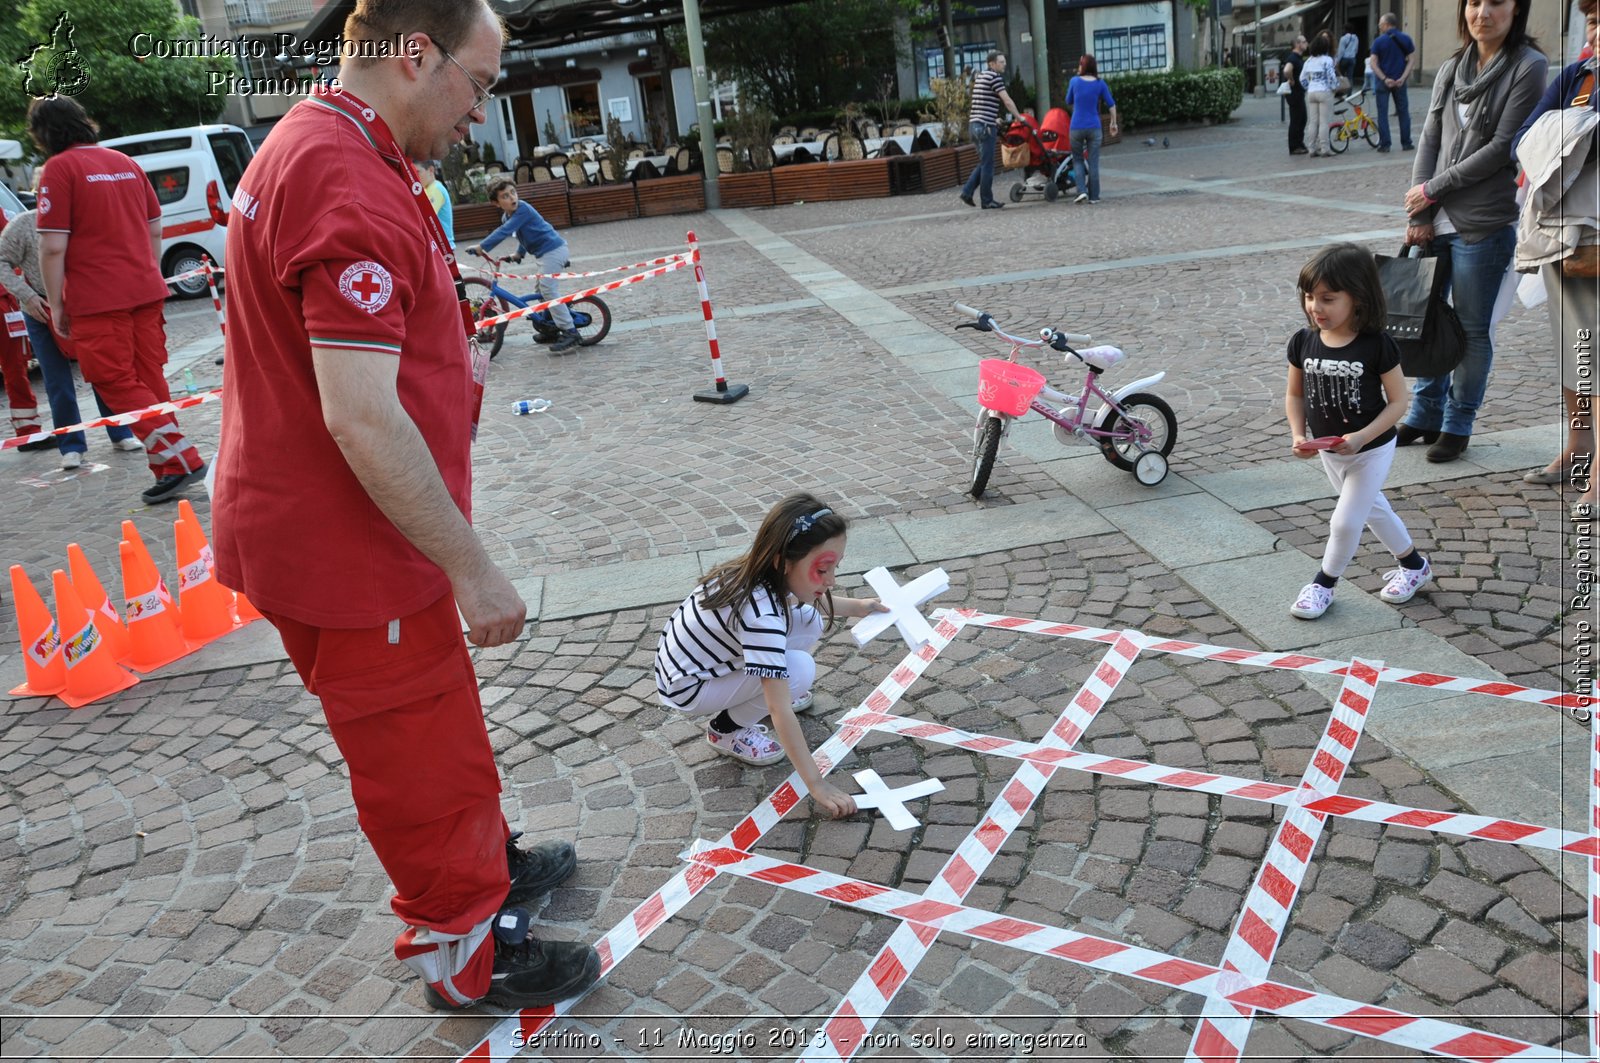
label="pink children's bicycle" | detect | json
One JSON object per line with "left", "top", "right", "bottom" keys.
{"left": 954, "top": 302, "right": 1178, "bottom": 497}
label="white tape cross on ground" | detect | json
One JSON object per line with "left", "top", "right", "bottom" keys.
{"left": 454, "top": 612, "right": 1592, "bottom": 1062}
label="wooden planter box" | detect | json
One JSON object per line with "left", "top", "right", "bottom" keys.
{"left": 567, "top": 183, "right": 638, "bottom": 226}
{"left": 636, "top": 174, "right": 706, "bottom": 217}
{"left": 453, "top": 202, "right": 502, "bottom": 241}
{"left": 717, "top": 170, "right": 775, "bottom": 209}
{"left": 887, "top": 155, "right": 924, "bottom": 195}
{"left": 827, "top": 158, "right": 891, "bottom": 201}
{"left": 518, "top": 181, "right": 572, "bottom": 229}
{"left": 915, "top": 146, "right": 961, "bottom": 193}
{"left": 771, "top": 162, "right": 832, "bottom": 205}
{"left": 953, "top": 143, "right": 979, "bottom": 183}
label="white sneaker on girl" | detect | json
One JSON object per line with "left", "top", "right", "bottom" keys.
{"left": 1290, "top": 583, "right": 1334, "bottom": 619}
{"left": 706, "top": 723, "right": 785, "bottom": 766}
{"left": 791, "top": 690, "right": 814, "bottom": 714}
{"left": 1379, "top": 557, "right": 1431, "bottom": 604}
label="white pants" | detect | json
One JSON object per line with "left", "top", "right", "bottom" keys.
{"left": 663, "top": 608, "right": 823, "bottom": 727}
{"left": 1318, "top": 439, "right": 1412, "bottom": 577}
{"left": 1306, "top": 90, "right": 1335, "bottom": 153}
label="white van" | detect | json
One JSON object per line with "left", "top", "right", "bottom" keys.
{"left": 101, "top": 124, "right": 254, "bottom": 299}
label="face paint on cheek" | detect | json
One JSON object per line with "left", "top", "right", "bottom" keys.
{"left": 809, "top": 552, "right": 839, "bottom": 587}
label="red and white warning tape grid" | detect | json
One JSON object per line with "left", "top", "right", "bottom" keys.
{"left": 455, "top": 615, "right": 968, "bottom": 1062}
{"left": 454, "top": 610, "right": 1594, "bottom": 1063}
{"left": 475, "top": 257, "right": 688, "bottom": 331}
{"left": 464, "top": 253, "right": 685, "bottom": 282}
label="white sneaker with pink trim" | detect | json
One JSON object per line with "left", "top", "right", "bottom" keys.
{"left": 706, "top": 723, "right": 785, "bottom": 766}
{"left": 1380, "top": 557, "right": 1432, "bottom": 604}
{"left": 1290, "top": 582, "right": 1334, "bottom": 620}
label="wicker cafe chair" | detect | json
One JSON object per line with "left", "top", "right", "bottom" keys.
{"left": 893, "top": 121, "right": 915, "bottom": 137}
{"left": 513, "top": 159, "right": 533, "bottom": 183}
{"left": 564, "top": 157, "right": 589, "bottom": 186}
{"left": 715, "top": 145, "right": 737, "bottom": 174}
{"left": 772, "top": 133, "right": 796, "bottom": 145}
{"left": 857, "top": 120, "right": 880, "bottom": 140}
{"left": 798, "top": 126, "right": 820, "bottom": 140}
{"left": 837, "top": 134, "right": 865, "bottom": 161}
{"left": 545, "top": 152, "right": 569, "bottom": 169}
{"left": 674, "top": 146, "right": 694, "bottom": 171}
{"left": 530, "top": 163, "right": 554, "bottom": 182}
{"left": 748, "top": 144, "right": 775, "bottom": 170}
{"left": 627, "top": 147, "right": 646, "bottom": 160}
{"left": 777, "top": 124, "right": 798, "bottom": 137}
{"left": 821, "top": 132, "right": 844, "bottom": 161}
{"left": 599, "top": 154, "right": 622, "bottom": 183}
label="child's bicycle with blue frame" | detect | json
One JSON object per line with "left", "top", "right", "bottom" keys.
{"left": 954, "top": 302, "right": 1177, "bottom": 497}
{"left": 464, "top": 248, "right": 613, "bottom": 358}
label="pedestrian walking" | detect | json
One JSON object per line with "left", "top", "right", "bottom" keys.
{"left": 1369, "top": 12, "right": 1419, "bottom": 151}
{"left": 1283, "top": 35, "right": 1310, "bottom": 155}
{"left": 958, "top": 52, "right": 1023, "bottom": 210}
{"left": 1284, "top": 243, "right": 1431, "bottom": 620}
{"left": 1064, "top": 54, "right": 1119, "bottom": 203}
{"left": 28, "top": 96, "right": 206, "bottom": 503}
{"left": 1395, "top": 0, "right": 1547, "bottom": 463}
{"left": 654, "top": 493, "right": 886, "bottom": 818}
{"left": 211, "top": 0, "right": 599, "bottom": 1013}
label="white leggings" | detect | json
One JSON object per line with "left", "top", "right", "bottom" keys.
{"left": 664, "top": 608, "right": 823, "bottom": 727}
{"left": 1318, "top": 440, "right": 1413, "bottom": 578}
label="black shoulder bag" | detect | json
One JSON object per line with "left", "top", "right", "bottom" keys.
{"left": 1374, "top": 245, "right": 1467, "bottom": 378}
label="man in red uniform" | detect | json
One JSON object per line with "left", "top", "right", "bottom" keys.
{"left": 211, "top": 0, "right": 598, "bottom": 1011}
{"left": 28, "top": 96, "right": 206, "bottom": 503}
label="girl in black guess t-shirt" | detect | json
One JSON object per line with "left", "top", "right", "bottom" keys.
{"left": 1283, "top": 243, "right": 1433, "bottom": 620}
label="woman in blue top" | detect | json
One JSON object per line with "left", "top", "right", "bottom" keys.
{"left": 1064, "top": 55, "right": 1119, "bottom": 204}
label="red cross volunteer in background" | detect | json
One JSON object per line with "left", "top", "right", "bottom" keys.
{"left": 210, "top": 0, "right": 600, "bottom": 1012}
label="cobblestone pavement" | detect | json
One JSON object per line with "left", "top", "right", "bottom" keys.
{"left": 0, "top": 93, "right": 1591, "bottom": 1061}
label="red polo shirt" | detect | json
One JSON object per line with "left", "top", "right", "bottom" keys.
{"left": 212, "top": 91, "right": 474, "bottom": 628}
{"left": 35, "top": 144, "right": 167, "bottom": 317}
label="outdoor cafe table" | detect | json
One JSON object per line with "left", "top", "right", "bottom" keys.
{"left": 771, "top": 139, "right": 828, "bottom": 162}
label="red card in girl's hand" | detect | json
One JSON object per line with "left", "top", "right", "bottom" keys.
{"left": 1295, "top": 435, "right": 1346, "bottom": 452}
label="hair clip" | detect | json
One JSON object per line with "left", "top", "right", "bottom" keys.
{"left": 786, "top": 507, "right": 832, "bottom": 544}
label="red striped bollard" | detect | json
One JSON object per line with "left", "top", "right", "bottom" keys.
{"left": 203, "top": 256, "right": 227, "bottom": 367}
{"left": 687, "top": 231, "right": 748, "bottom": 405}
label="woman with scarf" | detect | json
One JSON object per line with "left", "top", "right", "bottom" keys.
{"left": 1394, "top": 0, "right": 1547, "bottom": 464}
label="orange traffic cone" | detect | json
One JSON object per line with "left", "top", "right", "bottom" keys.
{"left": 67, "top": 544, "right": 131, "bottom": 664}
{"left": 9, "top": 565, "right": 65, "bottom": 697}
{"left": 52, "top": 569, "right": 138, "bottom": 708}
{"left": 121, "top": 519, "right": 177, "bottom": 613}
{"left": 232, "top": 590, "right": 263, "bottom": 625}
{"left": 174, "top": 514, "right": 232, "bottom": 644}
{"left": 120, "top": 538, "right": 194, "bottom": 672}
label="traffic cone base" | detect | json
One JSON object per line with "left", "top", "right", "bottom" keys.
{"left": 231, "top": 589, "right": 263, "bottom": 626}
{"left": 52, "top": 570, "right": 138, "bottom": 708}
{"left": 9, "top": 565, "right": 65, "bottom": 697}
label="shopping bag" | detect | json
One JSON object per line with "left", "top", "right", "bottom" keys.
{"left": 1375, "top": 246, "right": 1466, "bottom": 378}
{"left": 999, "top": 140, "right": 1029, "bottom": 170}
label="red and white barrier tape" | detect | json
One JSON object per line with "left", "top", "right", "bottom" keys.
{"left": 959, "top": 610, "right": 1597, "bottom": 717}
{"left": 464, "top": 252, "right": 685, "bottom": 281}
{"left": 456, "top": 615, "right": 968, "bottom": 1062}
{"left": 1186, "top": 658, "right": 1381, "bottom": 1063}
{"left": 2, "top": 389, "right": 221, "bottom": 451}
{"left": 201, "top": 257, "right": 225, "bottom": 337}
{"left": 803, "top": 631, "right": 1142, "bottom": 1061}
{"left": 685, "top": 843, "right": 1583, "bottom": 1063}
{"left": 164, "top": 263, "right": 225, "bottom": 285}
{"left": 687, "top": 231, "right": 729, "bottom": 388}
{"left": 476, "top": 257, "right": 687, "bottom": 330}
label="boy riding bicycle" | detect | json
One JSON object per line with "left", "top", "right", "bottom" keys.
{"left": 468, "top": 178, "right": 579, "bottom": 354}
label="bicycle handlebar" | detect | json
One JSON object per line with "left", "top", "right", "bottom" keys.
{"left": 952, "top": 302, "right": 1091, "bottom": 349}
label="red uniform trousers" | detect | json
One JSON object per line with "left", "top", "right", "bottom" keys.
{"left": 69, "top": 300, "right": 202, "bottom": 478}
{"left": 0, "top": 292, "right": 39, "bottom": 437}
{"left": 263, "top": 592, "right": 512, "bottom": 1004}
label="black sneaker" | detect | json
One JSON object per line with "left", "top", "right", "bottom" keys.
{"left": 423, "top": 908, "right": 600, "bottom": 1010}
{"left": 504, "top": 831, "right": 577, "bottom": 906}
{"left": 980, "top": 201, "right": 1004, "bottom": 209}
{"left": 549, "top": 331, "right": 580, "bottom": 354}
{"left": 534, "top": 327, "right": 561, "bottom": 344}
{"left": 958, "top": 193, "right": 975, "bottom": 207}
{"left": 141, "top": 463, "right": 205, "bottom": 504}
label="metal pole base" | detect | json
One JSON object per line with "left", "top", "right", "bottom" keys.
{"left": 693, "top": 383, "right": 749, "bottom": 404}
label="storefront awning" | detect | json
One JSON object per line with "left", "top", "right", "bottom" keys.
{"left": 1230, "top": 0, "right": 1329, "bottom": 35}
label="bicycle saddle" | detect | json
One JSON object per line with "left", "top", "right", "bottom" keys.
{"left": 1075, "top": 345, "right": 1125, "bottom": 371}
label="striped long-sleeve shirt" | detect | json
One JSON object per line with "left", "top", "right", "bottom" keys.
{"left": 655, "top": 582, "right": 815, "bottom": 708}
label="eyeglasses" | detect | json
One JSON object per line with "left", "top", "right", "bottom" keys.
{"left": 438, "top": 45, "right": 494, "bottom": 112}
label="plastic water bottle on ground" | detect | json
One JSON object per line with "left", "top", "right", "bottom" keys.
{"left": 512, "top": 398, "right": 552, "bottom": 415}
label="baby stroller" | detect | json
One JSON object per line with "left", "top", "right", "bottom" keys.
{"left": 1002, "top": 108, "right": 1078, "bottom": 203}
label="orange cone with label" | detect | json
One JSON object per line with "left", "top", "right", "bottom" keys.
{"left": 120, "top": 519, "right": 178, "bottom": 616}
{"left": 120, "top": 538, "right": 194, "bottom": 672}
{"left": 9, "top": 565, "right": 65, "bottom": 697}
{"left": 67, "top": 543, "right": 131, "bottom": 664}
{"left": 52, "top": 569, "right": 138, "bottom": 708}
{"left": 174, "top": 512, "right": 233, "bottom": 644}
{"left": 178, "top": 501, "right": 260, "bottom": 628}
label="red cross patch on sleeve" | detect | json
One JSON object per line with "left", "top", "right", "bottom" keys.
{"left": 338, "top": 260, "right": 394, "bottom": 314}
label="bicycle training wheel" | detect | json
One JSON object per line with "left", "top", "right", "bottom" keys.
{"left": 969, "top": 418, "right": 1003, "bottom": 499}
{"left": 1096, "top": 393, "right": 1177, "bottom": 472}
{"left": 1363, "top": 118, "right": 1381, "bottom": 148}
{"left": 1329, "top": 123, "right": 1350, "bottom": 154}
{"left": 1134, "top": 450, "right": 1168, "bottom": 486}
{"left": 570, "top": 296, "right": 612, "bottom": 346}
{"left": 463, "top": 278, "right": 509, "bottom": 359}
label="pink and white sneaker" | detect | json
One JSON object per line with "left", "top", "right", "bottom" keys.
{"left": 1380, "top": 557, "right": 1432, "bottom": 604}
{"left": 706, "top": 723, "right": 785, "bottom": 766}
{"left": 791, "top": 690, "right": 815, "bottom": 714}
{"left": 1290, "top": 582, "right": 1334, "bottom": 619}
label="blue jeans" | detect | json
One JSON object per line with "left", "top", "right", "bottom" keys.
{"left": 960, "top": 121, "right": 999, "bottom": 205}
{"left": 23, "top": 314, "right": 132, "bottom": 454}
{"left": 1373, "top": 80, "right": 1411, "bottom": 149}
{"left": 1071, "top": 128, "right": 1103, "bottom": 201}
{"left": 1404, "top": 227, "right": 1516, "bottom": 437}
